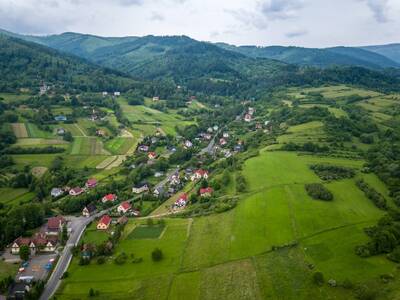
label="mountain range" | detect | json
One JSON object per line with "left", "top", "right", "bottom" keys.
{"left": 1, "top": 28, "right": 400, "bottom": 74}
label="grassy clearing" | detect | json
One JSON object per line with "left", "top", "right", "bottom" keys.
{"left": 0, "top": 93, "right": 31, "bottom": 103}
{"left": 64, "top": 155, "right": 109, "bottom": 168}
{"left": 0, "top": 260, "right": 18, "bottom": 281}
{"left": 25, "top": 123, "right": 54, "bottom": 138}
{"left": 62, "top": 124, "right": 85, "bottom": 137}
{"left": 15, "top": 138, "right": 67, "bottom": 146}
{"left": 105, "top": 137, "right": 136, "bottom": 155}
{"left": 0, "top": 188, "right": 35, "bottom": 206}
{"left": 82, "top": 223, "right": 110, "bottom": 245}
{"left": 288, "top": 85, "right": 382, "bottom": 100}
{"left": 277, "top": 121, "right": 327, "bottom": 145}
{"left": 70, "top": 137, "right": 107, "bottom": 155}
{"left": 11, "top": 154, "right": 59, "bottom": 168}
{"left": 127, "top": 225, "right": 165, "bottom": 239}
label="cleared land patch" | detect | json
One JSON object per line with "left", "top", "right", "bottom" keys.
{"left": 127, "top": 225, "right": 165, "bottom": 239}
{"left": 11, "top": 123, "right": 28, "bottom": 138}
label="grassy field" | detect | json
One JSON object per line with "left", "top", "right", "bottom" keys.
{"left": 82, "top": 223, "right": 110, "bottom": 245}
{"left": 56, "top": 151, "right": 396, "bottom": 300}
{"left": 0, "top": 187, "right": 35, "bottom": 206}
{"left": 288, "top": 85, "right": 382, "bottom": 100}
{"left": 0, "top": 260, "right": 18, "bottom": 281}
{"left": 277, "top": 121, "right": 327, "bottom": 145}
{"left": 25, "top": 123, "right": 54, "bottom": 138}
{"left": 11, "top": 123, "right": 28, "bottom": 138}
{"left": 70, "top": 137, "right": 108, "bottom": 155}
{"left": 128, "top": 225, "right": 165, "bottom": 239}
{"left": 105, "top": 137, "right": 136, "bottom": 155}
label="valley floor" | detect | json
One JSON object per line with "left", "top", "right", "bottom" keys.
{"left": 55, "top": 151, "right": 399, "bottom": 300}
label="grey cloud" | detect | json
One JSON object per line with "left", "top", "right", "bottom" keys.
{"left": 227, "top": 9, "right": 268, "bottom": 30}
{"left": 151, "top": 12, "right": 165, "bottom": 21}
{"left": 285, "top": 29, "right": 307, "bottom": 38}
{"left": 364, "top": 0, "right": 389, "bottom": 23}
{"left": 260, "top": 0, "right": 304, "bottom": 20}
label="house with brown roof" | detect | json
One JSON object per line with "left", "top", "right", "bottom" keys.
{"left": 85, "top": 178, "right": 98, "bottom": 189}
{"left": 82, "top": 204, "right": 97, "bottom": 217}
{"left": 69, "top": 187, "right": 84, "bottom": 196}
{"left": 46, "top": 216, "right": 66, "bottom": 236}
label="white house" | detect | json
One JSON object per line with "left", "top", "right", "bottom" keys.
{"left": 132, "top": 183, "right": 149, "bottom": 194}
{"left": 190, "top": 169, "right": 209, "bottom": 181}
{"left": 51, "top": 188, "right": 64, "bottom": 198}
{"left": 184, "top": 140, "right": 193, "bottom": 148}
{"left": 117, "top": 201, "right": 132, "bottom": 214}
{"left": 114, "top": 91, "right": 121, "bottom": 96}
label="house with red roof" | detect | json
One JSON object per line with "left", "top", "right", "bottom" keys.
{"left": 191, "top": 169, "right": 209, "bottom": 181}
{"left": 46, "top": 216, "right": 66, "bottom": 236}
{"left": 200, "top": 187, "right": 213, "bottom": 197}
{"left": 85, "top": 178, "right": 97, "bottom": 189}
{"left": 102, "top": 193, "right": 117, "bottom": 203}
{"left": 219, "top": 138, "right": 227, "bottom": 146}
{"left": 148, "top": 152, "right": 157, "bottom": 160}
{"left": 174, "top": 193, "right": 188, "bottom": 208}
{"left": 117, "top": 201, "right": 132, "bottom": 214}
{"left": 97, "top": 215, "right": 112, "bottom": 230}
{"left": 244, "top": 114, "right": 252, "bottom": 122}
{"left": 69, "top": 187, "right": 84, "bottom": 196}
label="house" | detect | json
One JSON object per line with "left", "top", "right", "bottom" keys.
{"left": 244, "top": 114, "right": 252, "bottom": 122}
{"left": 222, "top": 132, "right": 229, "bottom": 138}
{"left": 11, "top": 237, "right": 31, "bottom": 255}
{"left": 213, "top": 125, "right": 219, "bottom": 131}
{"left": 97, "top": 215, "right": 112, "bottom": 230}
{"left": 138, "top": 145, "right": 149, "bottom": 152}
{"left": 102, "top": 91, "right": 108, "bottom": 96}
{"left": 248, "top": 107, "right": 255, "bottom": 115}
{"left": 148, "top": 152, "right": 157, "bottom": 160}
{"left": 174, "top": 193, "right": 188, "bottom": 208}
{"left": 184, "top": 140, "right": 193, "bottom": 148}
{"left": 114, "top": 91, "right": 121, "bottom": 96}
{"left": 56, "top": 128, "right": 65, "bottom": 135}
{"left": 255, "top": 123, "right": 262, "bottom": 130}
{"left": 191, "top": 169, "right": 209, "bottom": 181}
{"left": 152, "top": 96, "right": 160, "bottom": 101}
{"left": 132, "top": 182, "right": 149, "bottom": 194}
{"left": 234, "top": 144, "right": 244, "bottom": 152}
{"left": 102, "top": 193, "right": 117, "bottom": 203}
{"left": 85, "top": 178, "right": 97, "bottom": 189}
{"left": 96, "top": 129, "right": 105, "bottom": 137}
{"left": 170, "top": 173, "right": 180, "bottom": 185}
{"left": 54, "top": 115, "right": 67, "bottom": 122}
{"left": 200, "top": 187, "right": 213, "bottom": 197}
{"left": 69, "top": 187, "right": 84, "bottom": 196}
{"left": 219, "top": 138, "right": 227, "bottom": 146}
{"left": 154, "top": 172, "right": 164, "bottom": 178}
{"left": 46, "top": 216, "right": 66, "bottom": 235}
{"left": 207, "top": 127, "right": 213, "bottom": 133}
{"left": 117, "top": 201, "right": 132, "bottom": 214}
{"left": 82, "top": 204, "right": 96, "bottom": 217}
{"left": 153, "top": 186, "right": 164, "bottom": 197}
{"left": 50, "top": 188, "right": 64, "bottom": 198}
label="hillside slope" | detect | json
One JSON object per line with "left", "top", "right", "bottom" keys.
{"left": 361, "top": 44, "right": 400, "bottom": 64}
{"left": 0, "top": 34, "right": 137, "bottom": 92}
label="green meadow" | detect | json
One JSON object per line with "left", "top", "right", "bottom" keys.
{"left": 56, "top": 151, "right": 396, "bottom": 300}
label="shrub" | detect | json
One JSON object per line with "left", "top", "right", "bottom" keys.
{"left": 356, "top": 179, "right": 387, "bottom": 210}
{"left": 305, "top": 183, "right": 333, "bottom": 201}
{"left": 151, "top": 248, "right": 163, "bottom": 262}
{"left": 97, "top": 257, "right": 105, "bottom": 265}
{"left": 310, "top": 164, "right": 355, "bottom": 181}
{"left": 313, "top": 272, "right": 324, "bottom": 286}
{"left": 114, "top": 252, "right": 128, "bottom": 265}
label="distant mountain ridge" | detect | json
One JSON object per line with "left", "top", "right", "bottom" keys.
{"left": 1, "top": 29, "right": 399, "bottom": 73}
{"left": 217, "top": 43, "right": 400, "bottom": 70}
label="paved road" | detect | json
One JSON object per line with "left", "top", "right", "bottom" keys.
{"left": 39, "top": 214, "right": 103, "bottom": 300}
{"left": 154, "top": 168, "right": 179, "bottom": 190}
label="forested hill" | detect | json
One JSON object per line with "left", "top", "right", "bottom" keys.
{"left": 0, "top": 34, "right": 139, "bottom": 93}
{"left": 217, "top": 43, "right": 400, "bottom": 70}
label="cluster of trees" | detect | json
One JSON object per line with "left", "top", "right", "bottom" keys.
{"left": 356, "top": 179, "right": 387, "bottom": 210}
{"left": 282, "top": 142, "right": 329, "bottom": 153}
{"left": 0, "top": 203, "right": 48, "bottom": 249}
{"left": 355, "top": 210, "right": 400, "bottom": 259}
{"left": 305, "top": 183, "right": 333, "bottom": 201}
{"left": 3, "top": 146, "right": 65, "bottom": 155}
{"left": 310, "top": 164, "right": 355, "bottom": 181}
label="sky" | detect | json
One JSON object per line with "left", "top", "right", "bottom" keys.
{"left": 0, "top": 0, "right": 399, "bottom": 47}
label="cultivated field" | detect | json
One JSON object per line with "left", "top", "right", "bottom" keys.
{"left": 11, "top": 123, "right": 28, "bottom": 138}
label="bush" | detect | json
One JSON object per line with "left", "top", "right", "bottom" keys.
{"left": 305, "top": 183, "right": 333, "bottom": 201}
{"left": 310, "top": 164, "right": 355, "bottom": 181}
{"left": 151, "top": 248, "right": 163, "bottom": 262}
{"left": 313, "top": 272, "right": 324, "bottom": 286}
{"left": 114, "top": 252, "right": 127, "bottom": 265}
{"left": 97, "top": 257, "right": 105, "bottom": 264}
{"left": 356, "top": 179, "right": 387, "bottom": 210}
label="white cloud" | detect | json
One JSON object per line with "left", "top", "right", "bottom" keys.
{"left": 0, "top": 0, "right": 399, "bottom": 47}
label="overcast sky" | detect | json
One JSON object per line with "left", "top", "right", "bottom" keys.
{"left": 0, "top": 0, "right": 399, "bottom": 47}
